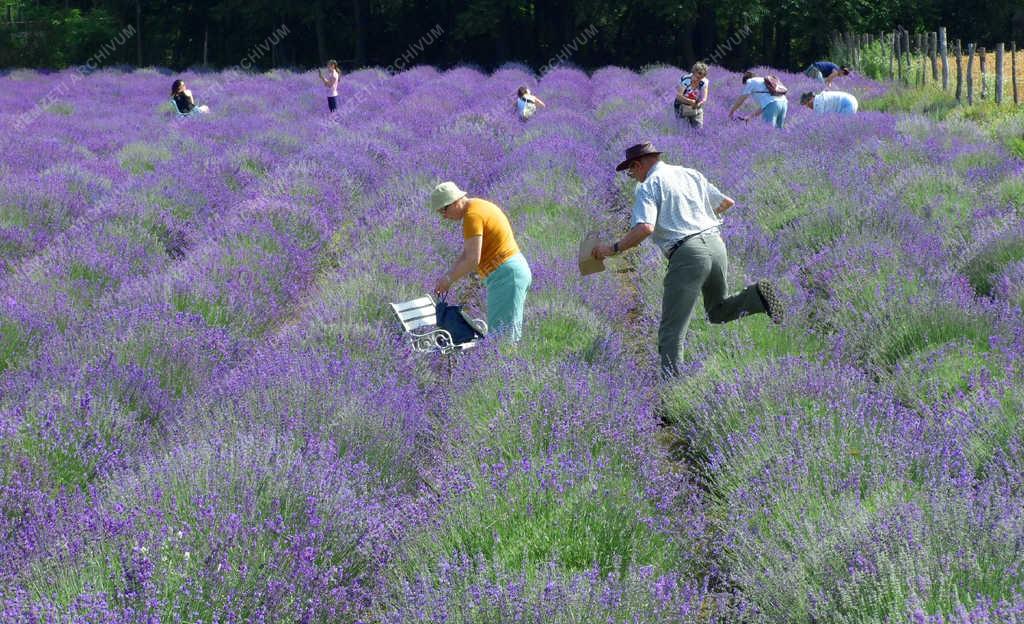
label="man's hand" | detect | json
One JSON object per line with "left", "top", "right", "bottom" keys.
{"left": 434, "top": 274, "right": 452, "bottom": 296}
{"left": 592, "top": 243, "right": 615, "bottom": 260}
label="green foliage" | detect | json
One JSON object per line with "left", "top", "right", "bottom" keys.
{"left": 844, "top": 39, "right": 891, "bottom": 81}
{"left": 0, "top": 6, "right": 123, "bottom": 68}
{"left": 961, "top": 235, "right": 1024, "bottom": 296}
{"left": 868, "top": 305, "right": 993, "bottom": 371}
{"left": 119, "top": 142, "right": 172, "bottom": 175}
{"left": 1000, "top": 178, "right": 1024, "bottom": 213}
{"left": 66, "top": 260, "right": 115, "bottom": 308}
{"left": 398, "top": 463, "right": 679, "bottom": 583}
{"left": 899, "top": 172, "right": 973, "bottom": 227}
{"left": 887, "top": 341, "right": 1006, "bottom": 407}
{"left": 861, "top": 85, "right": 960, "bottom": 118}
{"left": 171, "top": 292, "right": 232, "bottom": 328}
{"left": 0, "top": 318, "right": 29, "bottom": 374}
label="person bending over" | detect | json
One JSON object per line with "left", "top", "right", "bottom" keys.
{"left": 431, "top": 181, "right": 532, "bottom": 341}
{"left": 591, "top": 142, "right": 785, "bottom": 378}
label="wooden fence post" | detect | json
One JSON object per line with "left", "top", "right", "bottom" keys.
{"left": 1013, "top": 41, "right": 1019, "bottom": 105}
{"left": 903, "top": 30, "right": 912, "bottom": 85}
{"left": 967, "top": 43, "right": 975, "bottom": 105}
{"left": 955, "top": 39, "right": 963, "bottom": 101}
{"left": 979, "top": 47, "right": 987, "bottom": 99}
{"left": 929, "top": 31, "right": 938, "bottom": 81}
{"left": 889, "top": 31, "right": 895, "bottom": 80}
{"left": 895, "top": 31, "right": 902, "bottom": 82}
{"left": 921, "top": 31, "right": 929, "bottom": 85}
{"left": 940, "top": 27, "right": 949, "bottom": 90}
{"left": 996, "top": 43, "right": 1004, "bottom": 104}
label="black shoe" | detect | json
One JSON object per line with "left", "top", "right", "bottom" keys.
{"left": 757, "top": 280, "right": 784, "bottom": 324}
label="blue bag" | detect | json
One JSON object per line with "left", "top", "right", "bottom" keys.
{"left": 435, "top": 295, "right": 484, "bottom": 345}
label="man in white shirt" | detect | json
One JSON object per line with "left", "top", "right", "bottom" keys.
{"left": 728, "top": 71, "right": 788, "bottom": 129}
{"left": 800, "top": 90, "right": 859, "bottom": 115}
{"left": 592, "top": 142, "right": 785, "bottom": 378}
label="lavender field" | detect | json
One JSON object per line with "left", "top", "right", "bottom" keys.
{"left": 1, "top": 63, "right": 1023, "bottom": 623}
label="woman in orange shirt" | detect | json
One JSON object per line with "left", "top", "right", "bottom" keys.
{"left": 431, "top": 181, "right": 532, "bottom": 341}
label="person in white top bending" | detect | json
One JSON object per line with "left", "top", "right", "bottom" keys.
{"left": 800, "top": 90, "right": 858, "bottom": 115}
{"left": 590, "top": 142, "right": 784, "bottom": 378}
{"left": 515, "top": 86, "right": 545, "bottom": 120}
{"left": 727, "top": 71, "right": 788, "bottom": 129}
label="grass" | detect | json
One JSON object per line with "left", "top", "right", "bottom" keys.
{"left": 119, "top": 142, "right": 172, "bottom": 175}
{"left": 392, "top": 454, "right": 683, "bottom": 588}
{"left": 0, "top": 203, "right": 32, "bottom": 229}
{"left": 0, "top": 318, "right": 29, "bottom": 374}
{"left": 867, "top": 304, "right": 993, "bottom": 372}
{"left": 748, "top": 158, "right": 840, "bottom": 234}
{"left": 887, "top": 341, "right": 1005, "bottom": 407}
{"left": 961, "top": 235, "right": 1024, "bottom": 296}
{"left": 997, "top": 176, "right": 1024, "bottom": 213}
{"left": 899, "top": 171, "right": 972, "bottom": 227}
{"left": 66, "top": 260, "right": 116, "bottom": 309}
{"left": 171, "top": 292, "right": 233, "bottom": 328}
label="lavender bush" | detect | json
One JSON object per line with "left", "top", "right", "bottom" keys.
{"left": 1, "top": 62, "right": 1022, "bottom": 622}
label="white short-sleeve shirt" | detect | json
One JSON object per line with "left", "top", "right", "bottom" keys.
{"left": 813, "top": 91, "right": 858, "bottom": 114}
{"left": 630, "top": 161, "right": 728, "bottom": 257}
{"left": 742, "top": 77, "right": 786, "bottom": 109}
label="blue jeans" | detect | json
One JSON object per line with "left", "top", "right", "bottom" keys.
{"left": 484, "top": 253, "right": 531, "bottom": 341}
{"left": 804, "top": 65, "right": 826, "bottom": 84}
{"left": 761, "top": 99, "right": 788, "bottom": 129}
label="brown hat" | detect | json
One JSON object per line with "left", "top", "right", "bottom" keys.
{"left": 615, "top": 142, "right": 662, "bottom": 171}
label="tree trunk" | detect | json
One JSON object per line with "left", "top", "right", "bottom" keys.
{"left": 136, "top": 0, "right": 142, "bottom": 66}
{"left": 314, "top": 1, "right": 327, "bottom": 65}
{"left": 352, "top": 0, "right": 367, "bottom": 67}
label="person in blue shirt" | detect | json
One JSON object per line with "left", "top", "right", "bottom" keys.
{"left": 803, "top": 61, "right": 850, "bottom": 88}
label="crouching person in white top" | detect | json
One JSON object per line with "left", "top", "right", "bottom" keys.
{"left": 516, "top": 86, "right": 545, "bottom": 121}
{"left": 591, "top": 142, "right": 785, "bottom": 379}
{"left": 800, "top": 90, "right": 858, "bottom": 115}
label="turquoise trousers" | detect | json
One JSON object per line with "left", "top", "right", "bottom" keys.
{"left": 484, "top": 253, "right": 532, "bottom": 341}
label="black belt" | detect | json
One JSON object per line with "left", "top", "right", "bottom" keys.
{"left": 667, "top": 228, "right": 718, "bottom": 260}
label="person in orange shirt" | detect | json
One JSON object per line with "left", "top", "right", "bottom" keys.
{"left": 431, "top": 181, "right": 532, "bottom": 341}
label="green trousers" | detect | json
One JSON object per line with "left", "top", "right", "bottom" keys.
{"left": 660, "top": 232, "right": 765, "bottom": 378}
{"left": 485, "top": 253, "right": 532, "bottom": 341}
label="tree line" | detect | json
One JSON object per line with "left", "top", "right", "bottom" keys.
{"left": 1, "top": 0, "right": 1021, "bottom": 72}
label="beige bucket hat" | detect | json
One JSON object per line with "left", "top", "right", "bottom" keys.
{"left": 429, "top": 181, "right": 468, "bottom": 212}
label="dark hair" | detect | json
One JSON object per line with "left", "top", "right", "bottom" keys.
{"left": 170, "top": 79, "right": 184, "bottom": 97}
{"left": 517, "top": 86, "right": 529, "bottom": 97}
{"left": 840, "top": 65, "right": 851, "bottom": 75}
{"left": 741, "top": 71, "right": 755, "bottom": 84}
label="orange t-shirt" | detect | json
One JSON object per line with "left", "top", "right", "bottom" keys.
{"left": 462, "top": 198, "right": 520, "bottom": 277}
